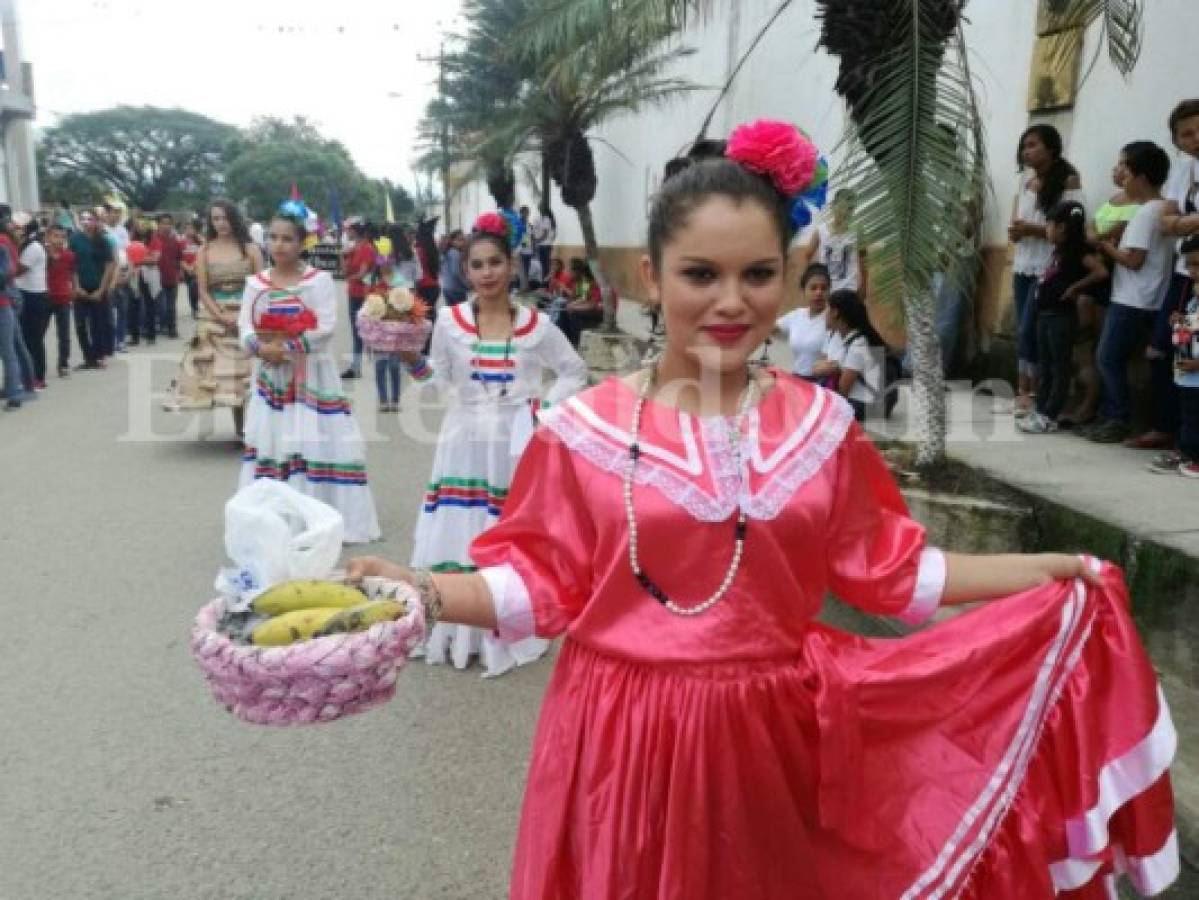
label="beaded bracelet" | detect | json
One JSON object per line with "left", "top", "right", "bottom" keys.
{"left": 411, "top": 568, "right": 443, "bottom": 636}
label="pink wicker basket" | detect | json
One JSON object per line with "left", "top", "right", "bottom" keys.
{"left": 355, "top": 313, "right": 433, "bottom": 353}
{"left": 190, "top": 580, "right": 426, "bottom": 726}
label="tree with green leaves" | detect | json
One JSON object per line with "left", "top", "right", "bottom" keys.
{"left": 37, "top": 106, "right": 236, "bottom": 210}
{"left": 224, "top": 116, "right": 385, "bottom": 223}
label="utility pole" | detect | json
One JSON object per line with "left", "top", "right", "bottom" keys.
{"left": 417, "top": 41, "right": 452, "bottom": 232}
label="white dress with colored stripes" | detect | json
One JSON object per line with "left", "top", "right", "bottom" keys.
{"left": 237, "top": 266, "right": 381, "bottom": 544}
{"left": 408, "top": 300, "right": 587, "bottom": 676}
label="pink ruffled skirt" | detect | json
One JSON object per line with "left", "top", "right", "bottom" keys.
{"left": 510, "top": 564, "right": 1177, "bottom": 899}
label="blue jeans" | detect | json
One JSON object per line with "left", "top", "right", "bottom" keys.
{"left": 1097, "top": 303, "right": 1156, "bottom": 423}
{"left": 51, "top": 304, "right": 72, "bottom": 370}
{"left": 1013, "top": 273, "right": 1039, "bottom": 375}
{"left": 0, "top": 302, "right": 21, "bottom": 399}
{"left": 933, "top": 270, "right": 971, "bottom": 376}
{"left": 110, "top": 284, "right": 132, "bottom": 349}
{"left": 375, "top": 354, "right": 401, "bottom": 404}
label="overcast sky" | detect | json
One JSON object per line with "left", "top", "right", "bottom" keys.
{"left": 20, "top": 0, "right": 462, "bottom": 190}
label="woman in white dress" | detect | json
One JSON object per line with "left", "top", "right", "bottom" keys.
{"left": 775, "top": 262, "right": 830, "bottom": 380}
{"left": 402, "top": 212, "right": 587, "bottom": 677}
{"left": 237, "top": 210, "right": 381, "bottom": 544}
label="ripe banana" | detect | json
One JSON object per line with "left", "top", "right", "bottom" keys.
{"left": 314, "top": 599, "right": 406, "bottom": 637}
{"left": 250, "top": 607, "right": 346, "bottom": 646}
{"left": 252, "top": 580, "right": 368, "bottom": 617}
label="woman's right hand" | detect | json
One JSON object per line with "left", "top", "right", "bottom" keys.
{"left": 399, "top": 351, "right": 422, "bottom": 366}
{"left": 346, "top": 556, "right": 415, "bottom": 586}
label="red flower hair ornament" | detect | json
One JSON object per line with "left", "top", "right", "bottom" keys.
{"left": 474, "top": 212, "right": 510, "bottom": 240}
{"left": 725, "top": 119, "right": 828, "bottom": 231}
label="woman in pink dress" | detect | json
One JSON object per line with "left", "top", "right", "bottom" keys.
{"left": 349, "top": 122, "right": 1177, "bottom": 899}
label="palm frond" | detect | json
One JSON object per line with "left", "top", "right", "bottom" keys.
{"left": 515, "top": 0, "right": 711, "bottom": 64}
{"left": 1045, "top": 0, "right": 1143, "bottom": 76}
{"left": 834, "top": 1, "right": 986, "bottom": 311}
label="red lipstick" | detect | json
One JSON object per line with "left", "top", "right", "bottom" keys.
{"left": 702, "top": 325, "right": 750, "bottom": 345}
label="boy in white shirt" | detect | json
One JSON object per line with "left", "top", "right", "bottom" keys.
{"left": 1088, "top": 141, "right": 1173, "bottom": 443}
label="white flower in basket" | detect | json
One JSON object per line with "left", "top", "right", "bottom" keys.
{"left": 356, "top": 287, "right": 432, "bottom": 353}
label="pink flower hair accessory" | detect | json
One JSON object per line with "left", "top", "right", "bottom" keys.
{"left": 474, "top": 212, "right": 510, "bottom": 240}
{"left": 725, "top": 120, "right": 820, "bottom": 198}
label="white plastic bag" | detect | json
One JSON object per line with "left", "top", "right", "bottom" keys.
{"left": 215, "top": 481, "right": 344, "bottom": 610}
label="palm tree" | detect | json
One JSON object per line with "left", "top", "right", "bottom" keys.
{"left": 494, "top": 10, "right": 697, "bottom": 331}
{"left": 524, "top": 0, "right": 1144, "bottom": 465}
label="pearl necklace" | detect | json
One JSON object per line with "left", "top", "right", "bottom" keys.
{"left": 625, "top": 366, "right": 758, "bottom": 616}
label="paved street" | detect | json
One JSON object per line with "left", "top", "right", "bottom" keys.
{"left": 0, "top": 295, "right": 547, "bottom": 899}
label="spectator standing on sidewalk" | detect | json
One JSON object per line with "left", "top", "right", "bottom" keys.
{"left": 149, "top": 214, "right": 183, "bottom": 340}
{"left": 181, "top": 218, "right": 202, "bottom": 319}
{"left": 1, "top": 210, "right": 36, "bottom": 394}
{"left": 1008, "top": 125, "right": 1084, "bottom": 415}
{"left": 1018, "top": 202, "right": 1108, "bottom": 435}
{"left": 1089, "top": 141, "right": 1174, "bottom": 444}
{"left": 439, "top": 229, "right": 469, "bottom": 305}
{"left": 102, "top": 204, "right": 131, "bottom": 353}
{"left": 15, "top": 218, "right": 49, "bottom": 390}
{"left": 341, "top": 220, "right": 375, "bottom": 379}
{"left": 68, "top": 209, "right": 116, "bottom": 369}
{"left": 45, "top": 224, "right": 78, "bottom": 377}
{"left": 533, "top": 205, "right": 556, "bottom": 282}
{"left": 0, "top": 223, "right": 21, "bottom": 409}
{"left": 1149, "top": 236, "right": 1199, "bottom": 477}
{"left": 1141, "top": 101, "right": 1199, "bottom": 450}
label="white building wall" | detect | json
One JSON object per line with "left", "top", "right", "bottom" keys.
{"left": 452, "top": 1, "right": 1196, "bottom": 254}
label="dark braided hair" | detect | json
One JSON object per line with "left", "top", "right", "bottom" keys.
{"left": 649, "top": 139, "right": 791, "bottom": 269}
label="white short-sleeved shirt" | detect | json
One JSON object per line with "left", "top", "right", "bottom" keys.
{"left": 15, "top": 241, "right": 47, "bottom": 292}
{"left": 817, "top": 223, "right": 860, "bottom": 292}
{"left": 1012, "top": 178, "right": 1086, "bottom": 276}
{"left": 1111, "top": 199, "right": 1173, "bottom": 311}
{"left": 1165, "top": 157, "right": 1199, "bottom": 277}
{"left": 777, "top": 306, "right": 829, "bottom": 377}
{"left": 823, "top": 330, "right": 882, "bottom": 404}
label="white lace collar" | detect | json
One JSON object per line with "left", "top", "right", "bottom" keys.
{"left": 541, "top": 373, "right": 854, "bottom": 521}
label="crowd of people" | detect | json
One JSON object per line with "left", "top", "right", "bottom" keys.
{"left": 773, "top": 99, "right": 1199, "bottom": 477}
{"left": 0, "top": 201, "right": 223, "bottom": 412}
{"left": 1002, "top": 102, "right": 1199, "bottom": 483}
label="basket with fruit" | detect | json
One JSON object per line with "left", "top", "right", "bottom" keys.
{"left": 191, "top": 577, "right": 426, "bottom": 725}
{"left": 355, "top": 286, "right": 433, "bottom": 353}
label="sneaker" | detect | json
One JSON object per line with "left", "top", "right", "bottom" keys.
{"left": 127, "top": 337, "right": 140, "bottom": 347}
{"left": 1018, "top": 412, "right": 1058, "bottom": 434}
{"left": 1086, "top": 420, "right": 1130, "bottom": 444}
{"left": 1147, "top": 451, "right": 1184, "bottom": 474}
{"left": 3, "top": 398, "right": 19, "bottom": 410}
{"left": 1180, "top": 461, "right": 1199, "bottom": 479}
{"left": 341, "top": 368, "right": 359, "bottom": 379}
{"left": 57, "top": 366, "right": 69, "bottom": 378}
{"left": 116, "top": 344, "right": 129, "bottom": 354}
{"left": 34, "top": 380, "right": 46, "bottom": 391}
